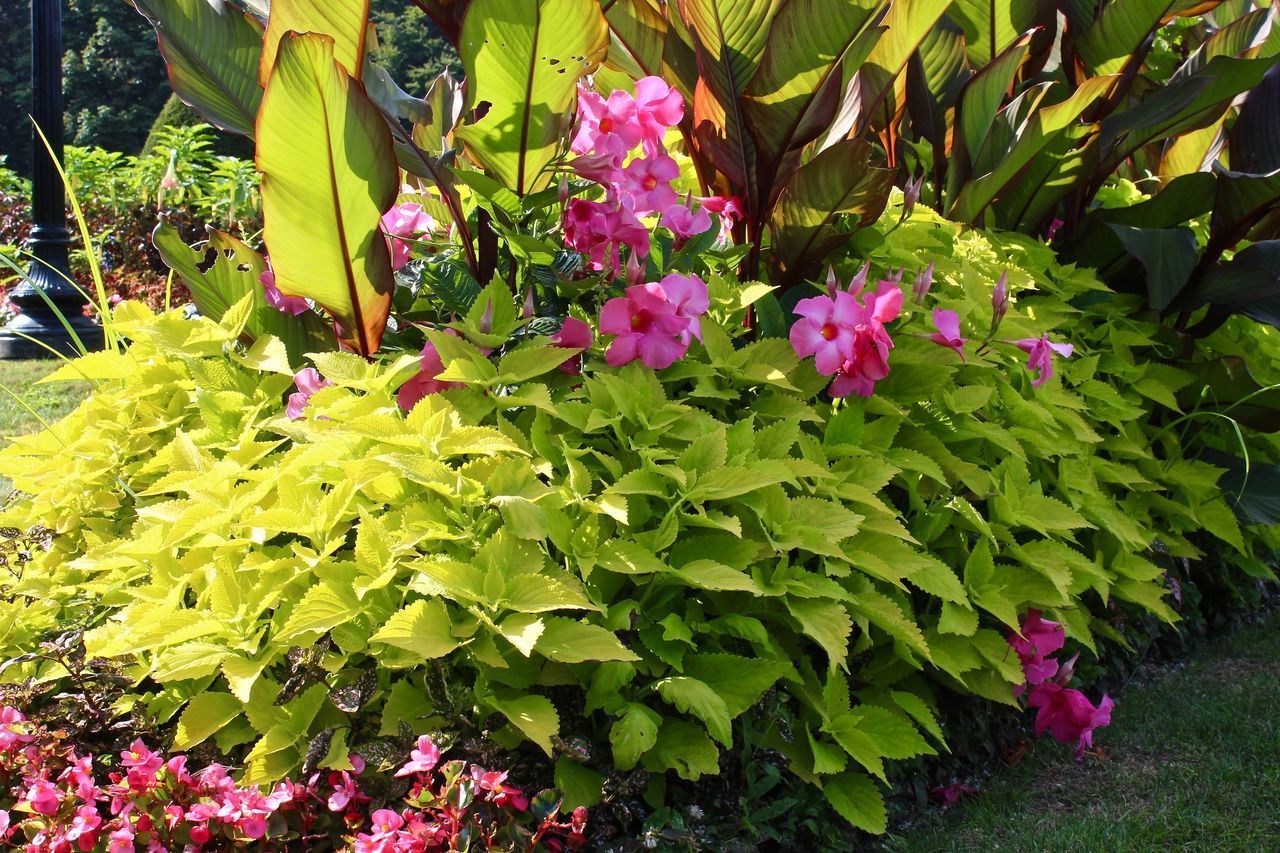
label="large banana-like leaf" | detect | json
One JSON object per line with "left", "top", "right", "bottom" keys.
{"left": 454, "top": 0, "right": 609, "bottom": 195}
{"left": 1230, "top": 62, "right": 1280, "bottom": 174}
{"left": 131, "top": 0, "right": 264, "bottom": 135}
{"left": 152, "top": 220, "right": 336, "bottom": 365}
{"left": 411, "top": 0, "right": 471, "bottom": 45}
{"left": 905, "top": 15, "right": 969, "bottom": 146}
{"left": 413, "top": 71, "right": 465, "bottom": 158}
{"left": 742, "top": 0, "right": 884, "bottom": 197}
{"left": 948, "top": 0, "right": 1055, "bottom": 66}
{"left": 1075, "top": 0, "right": 1177, "bottom": 76}
{"left": 677, "top": 0, "right": 783, "bottom": 208}
{"left": 598, "top": 0, "right": 698, "bottom": 101}
{"left": 768, "top": 139, "right": 893, "bottom": 286}
{"left": 854, "top": 0, "right": 952, "bottom": 137}
{"left": 949, "top": 74, "right": 1117, "bottom": 223}
{"left": 951, "top": 32, "right": 1033, "bottom": 174}
{"left": 257, "top": 33, "right": 398, "bottom": 355}
{"left": 260, "top": 0, "right": 371, "bottom": 86}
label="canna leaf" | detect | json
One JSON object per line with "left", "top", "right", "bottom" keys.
{"left": 131, "top": 0, "right": 264, "bottom": 135}
{"left": 455, "top": 0, "right": 610, "bottom": 194}
{"left": 257, "top": 33, "right": 398, "bottom": 355}
{"left": 260, "top": 0, "right": 372, "bottom": 87}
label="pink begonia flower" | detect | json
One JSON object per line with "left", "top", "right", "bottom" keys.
{"left": 827, "top": 282, "right": 902, "bottom": 399}
{"left": 572, "top": 86, "right": 642, "bottom": 162}
{"left": 397, "top": 341, "right": 464, "bottom": 412}
{"left": 26, "top": 779, "right": 62, "bottom": 815}
{"left": 929, "top": 783, "right": 978, "bottom": 807}
{"left": 1013, "top": 336, "right": 1073, "bottom": 388}
{"left": 928, "top": 309, "right": 967, "bottom": 360}
{"left": 698, "top": 195, "right": 743, "bottom": 242}
{"left": 121, "top": 740, "right": 163, "bottom": 776}
{"left": 562, "top": 199, "right": 650, "bottom": 275}
{"left": 286, "top": 368, "right": 333, "bottom": 420}
{"left": 65, "top": 805, "right": 103, "bottom": 844}
{"left": 1027, "top": 682, "right": 1114, "bottom": 759}
{"left": 370, "top": 809, "right": 404, "bottom": 834}
{"left": 660, "top": 200, "right": 713, "bottom": 247}
{"left": 259, "top": 265, "right": 310, "bottom": 315}
{"left": 107, "top": 824, "right": 135, "bottom": 853}
{"left": 0, "top": 707, "right": 32, "bottom": 753}
{"left": 348, "top": 754, "right": 366, "bottom": 775}
{"left": 327, "top": 771, "right": 358, "bottom": 812}
{"left": 600, "top": 273, "right": 709, "bottom": 370}
{"left": 633, "top": 76, "right": 684, "bottom": 146}
{"left": 621, "top": 153, "right": 680, "bottom": 215}
{"left": 470, "top": 766, "right": 528, "bottom": 811}
{"left": 394, "top": 735, "right": 442, "bottom": 778}
{"left": 1008, "top": 609, "right": 1066, "bottom": 690}
{"left": 790, "top": 290, "right": 861, "bottom": 376}
{"left": 382, "top": 203, "right": 434, "bottom": 271}
{"left": 552, "top": 317, "right": 594, "bottom": 377}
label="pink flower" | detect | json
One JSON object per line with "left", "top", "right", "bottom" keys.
{"left": 394, "top": 736, "right": 442, "bottom": 778}
{"left": 562, "top": 199, "right": 651, "bottom": 275}
{"left": 370, "top": 809, "right": 404, "bottom": 834}
{"left": 927, "top": 309, "right": 967, "bottom": 360}
{"left": 929, "top": 783, "right": 978, "bottom": 807}
{"left": 1046, "top": 217, "right": 1065, "bottom": 241}
{"left": 1008, "top": 610, "right": 1066, "bottom": 688}
{"left": 397, "top": 341, "right": 464, "bottom": 412}
{"left": 568, "top": 152, "right": 623, "bottom": 186}
{"left": 600, "top": 273, "right": 708, "bottom": 370}
{"left": 65, "top": 805, "right": 103, "bottom": 844}
{"left": 827, "top": 282, "right": 902, "bottom": 399}
{"left": 572, "top": 86, "right": 642, "bottom": 162}
{"left": 551, "top": 317, "right": 593, "bottom": 377}
{"left": 260, "top": 265, "right": 310, "bottom": 315}
{"left": 26, "top": 779, "right": 62, "bottom": 815}
{"left": 790, "top": 291, "right": 861, "bottom": 375}
{"left": 1013, "top": 336, "right": 1073, "bottom": 388}
{"left": 621, "top": 153, "right": 679, "bottom": 215}
{"left": 327, "top": 771, "right": 358, "bottom": 812}
{"left": 902, "top": 173, "right": 924, "bottom": 218}
{"left": 633, "top": 76, "right": 684, "bottom": 147}
{"left": 698, "top": 195, "right": 743, "bottom": 242}
{"left": 1027, "top": 683, "right": 1113, "bottom": 758}
{"left": 0, "top": 707, "right": 32, "bottom": 753}
{"left": 991, "top": 270, "right": 1009, "bottom": 332}
{"left": 470, "top": 766, "right": 528, "bottom": 811}
{"left": 912, "top": 261, "right": 934, "bottom": 303}
{"left": 660, "top": 200, "right": 712, "bottom": 247}
{"left": 382, "top": 203, "right": 435, "bottom": 271}
{"left": 286, "top": 367, "right": 333, "bottom": 420}
{"left": 107, "top": 823, "right": 135, "bottom": 853}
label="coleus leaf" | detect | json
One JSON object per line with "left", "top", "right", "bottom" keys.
{"left": 257, "top": 32, "right": 398, "bottom": 355}
{"left": 454, "top": 0, "right": 610, "bottom": 195}
{"left": 131, "top": 0, "right": 264, "bottom": 135}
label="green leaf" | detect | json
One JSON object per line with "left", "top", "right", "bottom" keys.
{"left": 454, "top": 0, "right": 609, "bottom": 194}
{"left": 642, "top": 720, "right": 721, "bottom": 781}
{"left": 132, "top": 0, "right": 264, "bottom": 135}
{"left": 497, "top": 343, "right": 577, "bottom": 384}
{"left": 261, "top": 0, "right": 371, "bottom": 85}
{"left": 655, "top": 676, "right": 734, "bottom": 746}
{"left": 174, "top": 692, "right": 244, "bottom": 750}
{"left": 152, "top": 223, "right": 335, "bottom": 369}
{"left": 824, "top": 772, "right": 887, "bottom": 834}
{"left": 611, "top": 703, "right": 661, "bottom": 770}
{"left": 534, "top": 616, "right": 640, "bottom": 663}
{"left": 277, "top": 582, "right": 362, "bottom": 641}
{"left": 1109, "top": 225, "right": 1200, "bottom": 311}
{"left": 948, "top": 0, "right": 1054, "bottom": 65}
{"left": 787, "top": 598, "right": 852, "bottom": 669}
{"left": 554, "top": 758, "right": 603, "bottom": 808}
{"left": 848, "top": 705, "right": 934, "bottom": 759}
{"left": 1076, "top": 0, "right": 1178, "bottom": 76}
{"left": 257, "top": 33, "right": 397, "bottom": 355}
{"left": 488, "top": 693, "right": 560, "bottom": 755}
{"left": 369, "top": 598, "right": 461, "bottom": 659}
{"left": 682, "top": 653, "right": 787, "bottom": 717}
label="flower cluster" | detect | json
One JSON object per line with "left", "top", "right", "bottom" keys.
{"left": 565, "top": 77, "right": 741, "bottom": 273}
{"left": 600, "top": 272, "right": 709, "bottom": 369}
{"left": 0, "top": 710, "right": 587, "bottom": 851}
{"left": 790, "top": 265, "right": 903, "bottom": 398}
{"left": 1007, "top": 611, "right": 1114, "bottom": 759}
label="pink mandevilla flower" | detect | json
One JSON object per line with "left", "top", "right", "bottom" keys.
{"left": 621, "top": 153, "right": 679, "bottom": 215}
{"left": 1027, "top": 682, "right": 1114, "bottom": 759}
{"left": 562, "top": 198, "right": 651, "bottom": 275}
{"left": 552, "top": 317, "right": 593, "bottom": 376}
{"left": 1007, "top": 609, "right": 1066, "bottom": 689}
{"left": 660, "top": 200, "right": 713, "bottom": 247}
{"left": 794, "top": 278, "right": 902, "bottom": 398}
{"left": 599, "top": 273, "right": 708, "bottom": 370}
{"left": 633, "top": 76, "right": 684, "bottom": 147}
{"left": 790, "top": 290, "right": 861, "bottom": 376}
{"left": 572, "top": 86, "right": 642, "bottom": 162}
{"left": 259, "top": 266, "right": 310, "bottom": 315}
{"left": 395, "top": 736, "right": 442, "bottom": 778}
{"left": 382, "top": 202, "right": 435, "bottom": 271}
{"left": 698, "top": 195, "right": 743, "bottom": 242}
{"left": 1013, "top": 336, "right": 1073, "bottom": 388}
{"left": 397, "top": 340, "right": 464, "bottom": 412}
{"left": 286, "top": 367, "right": 333, "bottom": 420}
{"left": 927, "top": 309, "right": 967, "bottom": 360}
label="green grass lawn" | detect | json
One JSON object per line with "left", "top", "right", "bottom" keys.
{"left": 1, "top": 359, "right": 90, "bottom": 497}
{"left": 888, "top": 612, "right": 1280, "bottom": 852}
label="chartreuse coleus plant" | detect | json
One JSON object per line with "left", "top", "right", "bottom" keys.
{"left": 4, "top": 204, "right": 1278, "bottom": 833}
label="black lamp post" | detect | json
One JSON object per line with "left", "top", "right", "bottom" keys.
{"left": 0, "top": 0, "right": 104, "bottom": 359}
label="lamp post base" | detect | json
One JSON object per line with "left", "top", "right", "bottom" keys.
{"left": 0, "top": 252, "right": 106, "bottom": 360}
